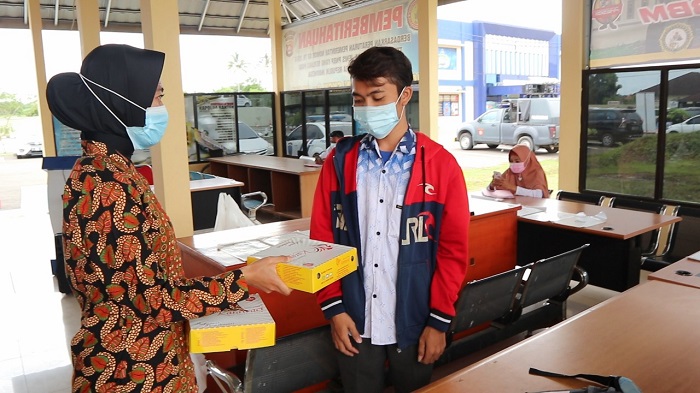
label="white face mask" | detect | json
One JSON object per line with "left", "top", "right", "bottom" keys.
{"left": 78, "top": 74, "right": 168, "bottom": 149}
{"left": 353, "top": 87, "right": 406, "bottom": 139}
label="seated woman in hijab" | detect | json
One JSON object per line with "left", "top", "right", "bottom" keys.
{"left": 47, "top": 44, "right": 291, "bottom": 393}
{"left": 487, "top": 144, "right": 550, "bottom": 198}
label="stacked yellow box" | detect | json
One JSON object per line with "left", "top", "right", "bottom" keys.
{"left": 189, "top": 294, "right": 274, "bottom": 353}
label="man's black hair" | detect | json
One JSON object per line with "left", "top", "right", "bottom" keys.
{"left": 329, "top": 130, "right": 345, "bottom": 139}
{"left": 348, "top": 46, "right": 413, "bottom": 94}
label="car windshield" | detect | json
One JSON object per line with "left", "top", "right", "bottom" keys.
{"left": 238, "top": 123, "right": 259, "bottom": 139}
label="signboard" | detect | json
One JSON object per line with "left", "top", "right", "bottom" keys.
{"left": 590, "top": 0, "right": 700, "bottom": 68}
{"left": 282, "top": 0, "right": 420, "bottom": 91}
{"left": 53, "top": 117, "right": 82, "bottom": 157}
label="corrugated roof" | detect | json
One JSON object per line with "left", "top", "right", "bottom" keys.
{"left": 0, "top": 0, "right": 462, "bottom": 37}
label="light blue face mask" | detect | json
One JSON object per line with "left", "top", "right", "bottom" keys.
{"left": 79, "top": 74, "right": 168, "bottom": 150}
{"left": 353, "top": 87, "right": 406, "bottom": 139}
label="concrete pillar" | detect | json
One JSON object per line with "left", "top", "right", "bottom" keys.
{"left": 417, "top": 0, "right": 439, "bottom": 141}
{"left": 76, "top": 0, "right": 101, "bottom": 58}
{"left": 558, "top": 0, "right": 585, "bottom": 192}
{"left": 27, "top": 0, "right": 56, "bottom": 157}
{"left": 141, "top": 0, "right": 194, "bottom": 237}
{"left": 268, "top": 0, "right": 285, "bottom": 156}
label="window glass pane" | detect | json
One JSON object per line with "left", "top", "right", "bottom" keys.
{"left": 584, "top": 71, "right": 658, "bottom": 198}
{"left": 282, "top": 92, "right": 302, "bottom": 156}
{"left": 663, "top": 68, "right": 700, "bottom": 203}
{"left": 240, "top": 93, "right": 275, "bottom": 153}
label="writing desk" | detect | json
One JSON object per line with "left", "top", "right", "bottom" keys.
{"left": 419, "top": 280, "right": 700, "bottom": 392}
{"left": 208, "top": 155, "right": 320, "bottom": 219}
{"left": 509, "top": 196, "right": 681, "bottom": 291}
{"left": 648, "top": 254, "right": 700, "bottom": 289}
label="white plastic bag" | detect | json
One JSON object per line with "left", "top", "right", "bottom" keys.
{"left": 190, "top": 353, "right": 208, "bottom": 393}
{"left": 214, "top": 192, "right": 255, "bottom": 231}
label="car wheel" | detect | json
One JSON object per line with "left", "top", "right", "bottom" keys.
{"left": 244, "top": 103, "right": 251, "bottom": 107}
{"left": 458, "top": 132, "right": 473, "bottom": 150}
{"left": 517, "top": 135, "right": 535, "bottom": 151}
{"left": 601, "top": 133, "right": 615, "bottom": 147}
{"left": 486, "top": 144, "right": 499, "bottom": 149}
{"left": 545, "top": 146, "right": 559, "bottom": 153}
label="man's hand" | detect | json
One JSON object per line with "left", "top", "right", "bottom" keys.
{"left": 329, "top": 312, "right": 361, "bottom": 356}
{"left": 417, "top": 326, "right": 446, "bottom": 364}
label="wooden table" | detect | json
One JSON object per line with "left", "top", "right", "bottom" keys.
{"left": 508, "top": 196, "right": 681, "bottom": 291}
{"left": 208, "top": 155, "right": 321, "bottom": 219}
{"left": 418, "top": 280, "right": 700, "bottom": 392}
{"left": 648, "top": 254, "right": 700, "bottom": 289}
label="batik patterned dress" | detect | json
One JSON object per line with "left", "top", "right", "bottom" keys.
{"left": 62, "top": 140, "right": 247, "bottom": 393}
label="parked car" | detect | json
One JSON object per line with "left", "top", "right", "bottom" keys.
{"left": 587, "top": 108, "right": 643, "bottom": 147}
{"left": 455, "top": 97, "right": 560, "bottom": 152}
{"left": 197, "top": 117, "right": 273, "bottom": 155}
{"left": 286, "top": 121, "right": 353, "bottom": 156}
{"left": 237, "top": 94, "right": 252, "bottom": 107}
{"left": 667, "top": 114, "right": 700, "bottom": 133}
{"left": 16, "top": 142, "right": 43, "bottom": 158}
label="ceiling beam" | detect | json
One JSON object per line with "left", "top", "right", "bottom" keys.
{"left": 236, "top": 0, "right": 250, "bottom": 33}
{"left": 280, "top": 0, "right": 299, "bottom": 21}
{"left": 303, "top": 0, "right": 320, "bottom": 16}
{"left": 54, "top": 0, "right": 59, "bottom": 25}
{"left": 197, "top": 0, "right": 210, "bottom": 32}
{"left": 104, "top": 0, "right": 112, "bottom": 27}
{"left": 23, "top": 0, "right": 28, "bottom": 24}
{"left": 331, "top": 0, "right": 343, "bottom": 9}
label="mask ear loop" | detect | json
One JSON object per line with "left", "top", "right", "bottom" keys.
{"left": 78, "top": 73, "right": 145, "bottom": 130}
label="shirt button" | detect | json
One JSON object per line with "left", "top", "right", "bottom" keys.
{"left": 374, "top": 264, "right": 378, "bottom": 268}
{"left": 381, "top": 169, "right": 386, "bottom": 174}
{"left": 373, "top": 294, "right": 377, "bottom": 298}
{"left": 379, "top": 199, "right": 384, "bottom": 203}
{"left": 376, "top": 231, "right": 380, "bottom": 235}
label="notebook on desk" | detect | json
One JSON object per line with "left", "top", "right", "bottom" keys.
{"left": 688, "top": 250, "right": 700, "bottom": 262}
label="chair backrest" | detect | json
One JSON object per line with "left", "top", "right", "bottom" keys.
{"left": 135, "top": 164, "right": 154, "bottom": 185}
{"left": 520, "top": 244, "right": 589, "bottom": 308}
{"left": 609, "top": 197, "right": 667, "bottom": 256}
{"left": 555, "top": 190, "right": 604, "bottom": 205}
{"left": 243, "top": 325, "right": 338, "bottom": 393}
{"left": 666, "top": 204, "right": 700, "bottom": 261}
{"left": 450, "top": 265, "right": 529, "bottom": 334}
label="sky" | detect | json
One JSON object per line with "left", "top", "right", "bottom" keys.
{"left": 0, "top": 0, "right": 562, "bottom": 101}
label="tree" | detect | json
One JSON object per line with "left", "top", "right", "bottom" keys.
{"left": 588, "top": 73, "right": 621, "bottom": 105}
{"left": 0, "top": 93, "right": 38, "bottom": 138}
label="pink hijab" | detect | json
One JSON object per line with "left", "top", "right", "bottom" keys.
{"left": 502, "top": 145, "right": 550, "bottom": 198}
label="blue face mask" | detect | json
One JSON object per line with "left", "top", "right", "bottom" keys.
{"left": 79, "top": 74, "right": 168, "bottom": 150}
{"left": 126, "top": 106, "right": 169, "bottom": 150}
{"left": 353, "top": 87, "right": 406, "bottom": 139}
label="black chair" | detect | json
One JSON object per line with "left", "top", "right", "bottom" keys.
{"left": 642, "top": 204, "right": 700, "bottom": 272}
{"left": 609, "top": 197, "right": 667, "bottom": 257}
{"left": 555, "top": 190, "right": 605, "bottom": 205}
{"left": 242, "top": 325, "right": 338, "bottom": 393}
{"left": 514, "top": 244, "right": 589, "bottom": 334}
{"left": 439, "top": 265, "right": 529, "bottom": 365}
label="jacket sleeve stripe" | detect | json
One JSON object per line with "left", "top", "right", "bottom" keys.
{"left": 321, "top": 298, "right": 343, "bottom": 311}
{"left": 430, "top": 312, "right": 451, "bottom": 324}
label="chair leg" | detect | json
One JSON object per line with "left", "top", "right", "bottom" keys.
{"left": 206, "top": 360, "right": 243, "bottom": 393}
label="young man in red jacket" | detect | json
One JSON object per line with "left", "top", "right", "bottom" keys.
{"left": 310, "top": 46, "right": 470, "bottom": 393}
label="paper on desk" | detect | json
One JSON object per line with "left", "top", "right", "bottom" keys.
{"left": 201, "top": 231, "right": 312, "bottom": 267}
{"left": 687, "top": 250, "right": 700, "bottom": 262}
{"left": 517, "top": 206, "right": 547, "bottom": 217}
{"left": 553, "top": 211, "right": 607, "bottom": 228}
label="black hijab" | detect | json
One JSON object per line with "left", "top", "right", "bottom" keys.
{"left": 46, "top": 44, "right": 165, "bottom": 158}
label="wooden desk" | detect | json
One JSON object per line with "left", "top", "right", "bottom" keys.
{"left": 189, "top": 176, "right": 244, "bottom": 231}
{"left": 419, "top": 280, "right": 700, "bottom": 392}
{"left": 509, "top": 196, "right": 681, "bottom": 291}
{"left": 208, "top": 155, "right": 320, "bottom": 219}
{"left": 648, "top": 255, "right": 700, "bottom": 289}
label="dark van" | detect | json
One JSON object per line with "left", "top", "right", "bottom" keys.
{"left": 587, "top": 108, "right": 643, "bottom": 147}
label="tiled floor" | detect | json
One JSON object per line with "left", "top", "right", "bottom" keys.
{"left": 0, "top": 183, "right": 630, "bottom": 393}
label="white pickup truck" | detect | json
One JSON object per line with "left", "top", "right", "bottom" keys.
{"left": 455, "top": 97, "right": 560, "bottom": 153}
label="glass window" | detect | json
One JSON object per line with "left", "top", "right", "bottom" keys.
{"left": 583, "top": 70, "right": 659, "bottom": 198}
{"left": 663, "top": 68, "right": 700, "bottom": 203}
{"left": 481, "top": 110, "right": 501, "bottom": 123}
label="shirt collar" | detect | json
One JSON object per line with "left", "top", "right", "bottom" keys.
{"left": 360, "top": 128, "right": 416, "bottom": 155}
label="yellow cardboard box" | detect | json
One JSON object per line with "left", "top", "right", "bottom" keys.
{"left": 189, "top": 294, "right": 275, "bottom": 353}
{"left": 247, "top": 237, "right": 358, "bottom": 293}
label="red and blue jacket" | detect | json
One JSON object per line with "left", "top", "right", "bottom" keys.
{"left": 310, "top": 132, "right": 470, "bottom": 349}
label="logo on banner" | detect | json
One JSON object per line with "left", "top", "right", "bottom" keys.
{"left": 407, "top": 0, "right": 419, "bottom": 30}
{"left": 592, "top": 0, "right": 622, "bottom": 31}
{"left": 660, "top": 22, "right": 694, "bottom": 52}
{"left": 284, "top": 32, "right": 295, "bottom": 57}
